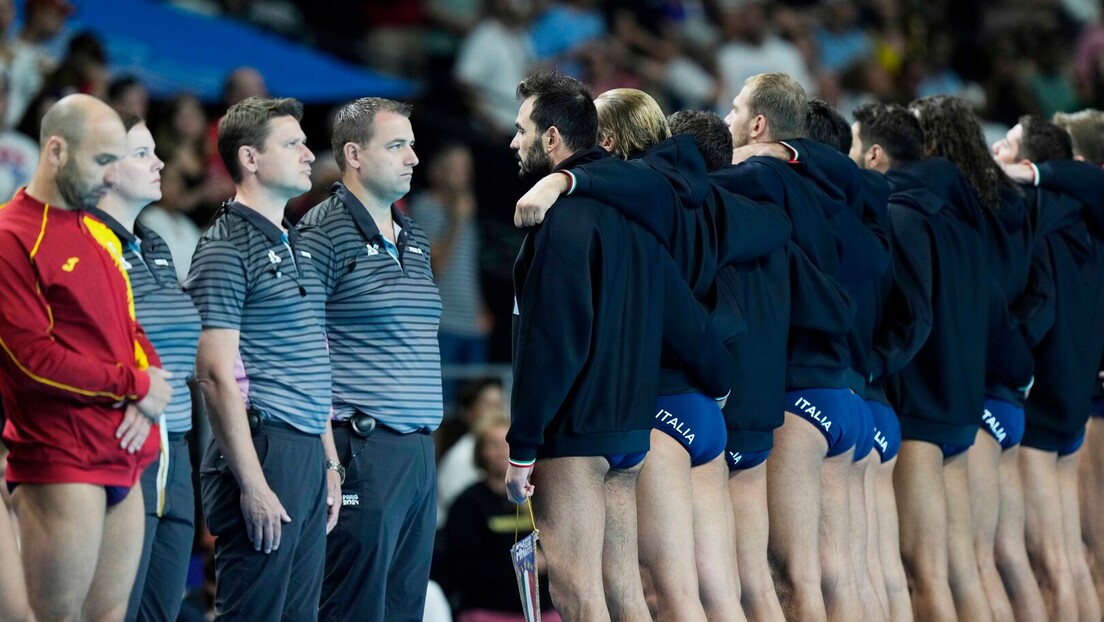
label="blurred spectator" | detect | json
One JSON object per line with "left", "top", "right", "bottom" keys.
{"left": 815, "top": 0, "right": 872, "bottom": 74}
{"left": 0, "top": 0, "right": 42, "bottom": 129}
{"left": 204, "top": 66, "right": 268, "bottom": 205}
{"left": 15, "top": 0, "right": 72, "bottom": 90}
{"left": 425, "top": 0, "right": 481, "bottom": 60}
{"left": 408, "top": 144, "right": 492, "bottom": 400}
{"left": 714, "top": 0, "right": 814, "bottom": 110}
{"left": 0, "top": 71, "right": 37, "bottom": 203}
{"left": 359, "top": 0, "right": 429, "bottom": 77}
{"left": 436, "top": 378, "right": 505, "bottom": 527}
{"left": 41, "top": 31, "right": 107, "bottom": 98}
{"left": 453, "top": 0, "right": 534, "bottom": 137}
{"left": 107, "top": 75, "right": 149, "bottom": 119}
{"left": 529, "top": 0, "right": 607, "bottom": 72}
{"left": 441, "top": 414, "right": 560, "bottom": 622}
{"left": 1028, "top": 27, "right": 1081, "bottom": 118}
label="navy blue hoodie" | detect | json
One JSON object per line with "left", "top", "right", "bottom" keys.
{"left": 562, "top": 135, "right": 789, "bottom": 394}
{"left": 1022, "top": 161, "right": 1104, "bottom": 451}
{"left": 711, "top": 155, "right": 856, "bottom": 391}
{"left": 508, "top": 147, "right": 733, "bottom": 463}
{"left": 882, "top": 158, "right": 1033, "bottom": 447}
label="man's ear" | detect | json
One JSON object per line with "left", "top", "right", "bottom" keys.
{"left": 545, "top": 125, "right": 561, "bottom": 153}
{"left": 867, "top": 144, "right": 883, "bottom": 169}
{"left": 343, "top": 142, "right": 361, "bottom": 171}
{"left": 238, "top": 145, "right": 258, "bottom": 176}
{"left": 748, "top": 114, "right": 767, "bottom": 141}
{"left": 45, "top": 136, "right": 66, "bottom": 168}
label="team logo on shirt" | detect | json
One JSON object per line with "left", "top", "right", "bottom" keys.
{"left": 61, "top": 257, "right": 79, "bottom": 272}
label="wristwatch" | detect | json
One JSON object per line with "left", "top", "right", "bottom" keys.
{"left": 324, "top": 460, "right": 346, "bottom": 485}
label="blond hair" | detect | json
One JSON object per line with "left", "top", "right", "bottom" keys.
{"left": 744, "top": 73, "right": 807, "bottom": 140}
{"left": 1053, "top": 109, "right": 1104, "bottom": 166}
{"left": 595, "top": 88, "right": 671, "bottom": 159}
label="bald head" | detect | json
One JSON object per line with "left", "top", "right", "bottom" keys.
{"left": 39, "top": 93, "right": 122, "bottom": 149}
{"left": 32, "top": 94, "right": 126, "bottom": 210}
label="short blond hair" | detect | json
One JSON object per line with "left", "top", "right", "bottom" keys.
{"left": 1053, "top": 109, "right": 1104, "bottom": 166}
{"left": 595, "top": 88, "right": 671, "bottom": 159}
{"left": 744, "top": 73, "right": 807, "bottom": 140}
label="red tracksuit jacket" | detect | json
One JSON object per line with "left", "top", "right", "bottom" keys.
{"left": 0, "top": 189, "right": 160, "bottom": 487}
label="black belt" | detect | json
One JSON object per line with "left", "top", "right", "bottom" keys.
{"left": 167, "top": 431, "right": 188, "bottom": 442}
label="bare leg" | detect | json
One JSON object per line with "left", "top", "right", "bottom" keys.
{"left": 875, "top": 457, "right": 912, "bottom": 622}
{"left": 531, "top": 456, "right": 612, "bottom": 622}
{"left": 1079, "top": 418, "right": 1104, "bottom": 609}
{"left": 691, "top": 456, "right": 745, "bottom": 622}
{"left": 820, "top": 451, "right": 865, "bottom": 622}
{"left": 0, "top": 489, "right": 31, "bottom": 622}
{"left": 767, "top": 412, "right": 828, "bottom": 622}
{"left": 850, "top": 451, "right": 887, "bottom": 621}
{"left": 1020, "top": 446, "right": 1078, "bottom": 621}
{"left": 636, "top": 431, "right": 707, "bottom": 622}
{"left": 81, "top": 486, "right": 146, "bottom": 622}
{"left": 969, "top": 430, "right": 1014, "bottom": 621}
{"left": 13, "top": 483, "right": 108, "bottom": 622}
{"left": 861, "top": 453, "right": 890, "bottom": 619}
{"left": 728, "top": 462, "right": 784, "bottom": 622}
{"left": 945, "top": 449, "right": 994, "bottom": 621}
{"left": 1058, "top": 451, "right": 1101, "bottom": 622}
{"left": 993, "top": 445, "right": 1047, "bottom": 622}
{"left": 604, "top": 462, "right": 650, "bottom": 622}
{"left": 894, "top": 440, "right": 956, "bottom": 622}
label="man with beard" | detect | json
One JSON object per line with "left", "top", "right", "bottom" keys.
{"left": 503, "top": 71, "right": 732, "bottom": 621}
{"left": 0, "top": 93, "right": 174, "bottom": 622}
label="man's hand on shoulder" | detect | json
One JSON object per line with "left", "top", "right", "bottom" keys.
{"left": 515, "top": 172, "right": 571, "bottom": 228}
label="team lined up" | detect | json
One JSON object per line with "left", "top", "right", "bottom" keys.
{"left": 502, "top": 71, "right": 1104, "bottom": 622}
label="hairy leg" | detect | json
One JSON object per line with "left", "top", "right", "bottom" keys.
{"left": 993, "top": 446, "right": 1047, "bottom": 621}
{"left": 968, "top": 430, "right": 1014, "bottom": 621}
{"left": 532, "top": 456, "right": 612, "bottom": 622}
{"left": 636, "top": 431, "right": 706, "bottom": 622}
{"left": 875, "top": 457, "right": 912, "bottom": 622}
{"left": 1020, "top": 446, "right": 1078, "bottom": 621}
{"left": 1058, "top": 451, "right": 1101, "bottom": 622}
{"left": 894, "top": 440, "right": 956, "bottom": 622}
{"left": 767, "top": 413, "right": 829, "bottom": 622}
{"left": 82, "top": 486, "right": 146, "bottom": 622}
{"left": 691, "top": 456, "right": 745, "bottom": 622}
{"left": 604, "top": 462, "right": 650, "bottom": 622}
{"left": 728, "top": 464, "right": 784, "bottom": 622}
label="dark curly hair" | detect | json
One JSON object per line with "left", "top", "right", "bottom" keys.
{"left": 909, "top": 95, "right": 1012, "bottom": 212}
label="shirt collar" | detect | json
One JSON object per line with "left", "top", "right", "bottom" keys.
{"left": 85, "top": 206, "right": 138, "bottom": 247}
{"left": 331, "top": 182, "right": 411, "bottom": 244}
{"left": 222, "top": 200, "right": 293, "bottom": 246}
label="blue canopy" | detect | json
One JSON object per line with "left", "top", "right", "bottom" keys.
{"left": 63, "top": 0, "right": 418, "bottom": 102}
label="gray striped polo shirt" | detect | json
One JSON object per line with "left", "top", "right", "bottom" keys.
{"left": 86, "top": 207, "right": 200, "bottom": 434}
{"left": 297, "top": 183, "right": 443, "bottom": 433}
{"left": 185, "top": 201, "right": 331, "bottom": 435}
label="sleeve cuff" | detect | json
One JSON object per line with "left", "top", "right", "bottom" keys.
{"left": 1028, "top": 162, "right": 1040, "bottom": 187}
{"left": 779, "top": 140, "right": 800, "bottom": 163}
{"left": 508, "top": 457, "right": 536, "bottom": 468}
{"left": 715, "top": 390, "right": 731, "bottom": 402}
{"left": 561, "top": 170, "right": 577, "bottom": 195}
{"left": 130, "top": 368, "right": 151, "bottom": 402}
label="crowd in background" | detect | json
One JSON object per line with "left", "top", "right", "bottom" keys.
{"left": 2, "top": 0, "right": 1104, "bottom": 619}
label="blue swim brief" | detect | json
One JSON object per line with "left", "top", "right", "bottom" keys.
{"left": 980, "top": 398, "right": 1025, "bottom": 450}
{"left": 606, "top": 451, "right": 647, "bottom": 470}
{"left": 654, "top": 392, "right": 727, "bottom": 467}
{"left": 866, "top": 400, "right": 901, "bottom": 462}
{"left": 1058, "top": 428, "right": 1087, "bottom": 457}
{"left": 1091, "top": 398, "right": 1104, "bottom": 418}
{"left": 6, "top": 482, "right": 132, "bottom": 507}
{"left": 726, "top": 448, "right": 772, "bottom": 471}
{"left": 785, "top": 387, "right": 860, "bottom": 458}
{"left": 852, "top": 395, "right": 876, "bottom": 462}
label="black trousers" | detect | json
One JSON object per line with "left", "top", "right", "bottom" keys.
{"left": 319, "top": 425, "right": 436, "bottom": 622}
{"left": 201, "top": 423, "right": 326, "bottom": 622}
{"left": 127, "top": 434, "right": 195, "bottom": 622}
